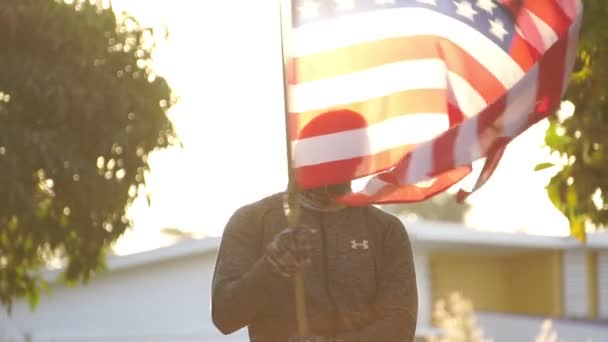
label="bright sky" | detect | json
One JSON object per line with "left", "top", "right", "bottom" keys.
{"left": 110, "top": 1, "right": 571, "bottom": 255}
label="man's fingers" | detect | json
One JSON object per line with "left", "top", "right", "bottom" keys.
{"left": 266, "top": 224, "right": 318, "bottom": 277}
{"left": 295, "top": 227, "right": 316, "bottom": 240}
{"left": 266, "top": 256, "right": 292, "bottom": 278}
{"left": 294, "top": 226, "right": 316, "bottom": 245}
{"left": 276, "top": 250, "right": 299, "bottom": 268}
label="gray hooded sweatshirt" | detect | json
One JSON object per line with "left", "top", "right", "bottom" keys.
{"left": 211, "top": 192, "right": 418, "bottom": 341}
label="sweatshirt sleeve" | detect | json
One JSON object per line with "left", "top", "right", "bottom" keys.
{"left": 211, "top": 204, "right": 283, "bottom": 335}
{"left": 338, "top": 217, "right": 418, "bottom": 342}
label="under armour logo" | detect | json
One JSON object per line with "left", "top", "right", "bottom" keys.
{"left": 350, "top": 240, "right": 369, "bottom": 250}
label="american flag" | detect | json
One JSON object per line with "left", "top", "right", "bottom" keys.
{"left": 285, "top": 0, "right": 582, "bottom": 205}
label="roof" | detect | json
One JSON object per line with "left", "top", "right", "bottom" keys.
{"left": 407, "top": 220, "right": 577, "bottom": 250}
{"left": 408, "top": 219, "right": 608, "bottom": 250}
{"left": 43, "top": 237, "right": 220, "bottom": 282}
{"left": 43, "top": 218, "right": 608, "bottom": 281}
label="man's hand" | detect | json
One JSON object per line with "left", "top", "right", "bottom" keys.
{"left": 265, "top": 225, "right": 315, "bottom": 278}
{"left": 288, "top": 336, "right": 342, "bottom": 342}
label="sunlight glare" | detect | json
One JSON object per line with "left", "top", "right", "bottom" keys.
{"left": 112, "top": 0, "right": 572, "bottom": 255}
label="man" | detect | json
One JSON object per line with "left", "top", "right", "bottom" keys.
{"left": 211, "top": 182, "right": 418, "bottom": 341}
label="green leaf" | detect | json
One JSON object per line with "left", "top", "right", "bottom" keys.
{"left": 569, "top": 217, "right": 586, "bottom": 243}
{"left": 546, "top": 176, "right": 564, "bottom": 212}
{"left": 534, "top": 162, "right": 555, "bottom": 172}
{"left": 27, "top": 289, "right": 40, "bottom": 311}
{"left": 545, "top": 124, "right": 566, "bottom": 149}
{"left": 566, "top": 186, "right": 578, "bottom": 208}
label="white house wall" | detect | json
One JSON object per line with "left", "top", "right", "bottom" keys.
{"left": 563, "top": 249, "right": 588, "bottom": 318}
{"left": 476, "top": 311, "right": 608, "bottom": 342}
{"left": 413, "top": 248, "right": 432, "bottom": 329}
{"left": 0, "top": 252, "right": 248, "bottom": 342}
{"left": 599, "top": 251, "right": 608, "bottom": 319}
{"left": 0, "top": 248, "right": 433, "bottom": 341}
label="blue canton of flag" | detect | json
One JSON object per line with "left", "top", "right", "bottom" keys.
{"left": 292, "top": 0, "right": 517, "bottom": 51}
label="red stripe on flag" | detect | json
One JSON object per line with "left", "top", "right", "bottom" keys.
{"left": 288, "top": 89, "right": 448, "bottom": 140}
{"left": 477, "top": 96, "right": 508, "bottom": 156}
{"left": 431, "top": 104, "right": 463, "bottom": 175}
{"left": 286, "top": 57, "right": 298, "bottom": 85}
{"left": 524, "top": 0, "right": 572, "bottom": 36}
{"left": 290, "top": 35, "right": 506, "bottom": 109}
{"left": 291, "top": 35, "right": 443, "bottom": 84}
{"left": 533, "top": 32, "right": 569, "bottom": 122}
{"left": 500, "top": 0, "right": 524, "bottom": 17}
{"left": 339, "top": 166, "right": 472, "bottom": 205}
{"left": 514, "top": 8, "right": 546, "bottom": 53}
{"left": 295, "top": 109, "right": 368, "bottom": 140}
{"left": 510, "top": 33, "right": 541, "bottom": 71}
{"left": 295, "top": 144, "right": 415, "bottom": 189}
{"left": 437, "top": 39, "right": 507, "bottom": 104}
{"left": 456, "top": 138, "right": 509, "bottom": 202}
{"left": 556, "top": 0, "right": 580, "bottom": 19}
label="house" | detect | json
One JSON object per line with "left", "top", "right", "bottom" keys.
{"left": 1, "top": 219, "right": 607, "bottom": 341}
{"left": 0, "top": 238, "right": 242, "bottom": 342}
{"left": 410, "top": 221, "right": 608, "bottom": 341}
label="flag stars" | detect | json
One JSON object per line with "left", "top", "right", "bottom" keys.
{"left": 298, "top": 0, "right": 321, "bottom": 19}
{"left": 335, "top": 0, "right": 356, "bottom": 11}
{"left": 476, "top": 0, "right": 497, "bottom": 14}
{"left": 489, "top": 17, "right": 508, "bottom": 41}
{"left": 454, "top": 0, "right": 478, "bottom": 21}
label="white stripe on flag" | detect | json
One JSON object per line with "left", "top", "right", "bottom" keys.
{"left": 503, "top": 65, "right": 538, "bottom": 138}
{"left": 292, "top": 113, "right": 447, "bottom": 167}
{"left": 556, "top": 0, "right": 583, "bottom": 20}
{"left": 561, "top": 17, "right": 582, "bottom": 95}
{"left": 291, "top": 7, "right": 524, "bottom": 89}
{"left": 404, "top": 140, "right": 434, "bottom": 184}
{"left": 360, "top": 177, "right": 391, "bottom": 196}
{"left": 453, "top": 115, "right": 481, "bottom": 168}
{"left": 526, "top": 9, "right": 559, "bottom": 53}
{"left": 447, "top": 72, "right": 488, "bottom": 118}
{"left": 288, "top": 59, "right": 447, "bottom": 113}
{"left": 453, "top": 62, "right": 541, "bottom": 168}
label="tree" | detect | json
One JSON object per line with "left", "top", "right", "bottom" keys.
{"left": 384, "top": 193, "right": 472, "bottom": 223}
{"left": 0, "top": 0, "right": 175, "bottom": 310}
{"left": 428, "top": 293, "right": 561, "bottom": 342}
{"left": 428, "top": 292, "right": 492, "bottom": 342}
{"left": 541, "top": 0, "right": 608, "bottom": 241}
{"left": 534, "top": 320, "right": 559, "bottom": 342}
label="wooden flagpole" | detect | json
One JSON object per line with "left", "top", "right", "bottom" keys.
{"left": 279, "top": 0, "right": 310, "bottom": 337}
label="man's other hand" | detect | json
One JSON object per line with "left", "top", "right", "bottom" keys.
{"left": 265, "top": 225, "right": 315, "bottom": 278}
